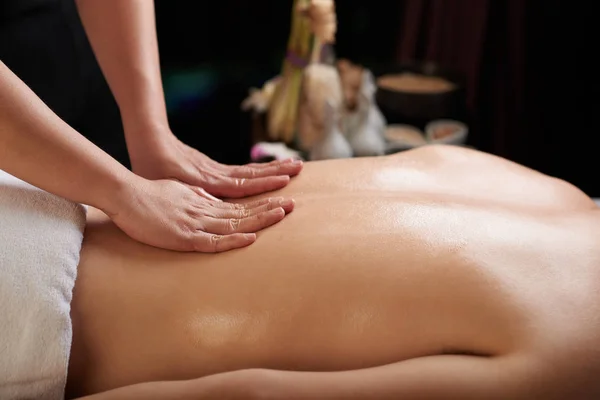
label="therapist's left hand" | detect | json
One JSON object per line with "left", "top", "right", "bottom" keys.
{"left": 129, "top": 132, "right": 303, "bottom": 198}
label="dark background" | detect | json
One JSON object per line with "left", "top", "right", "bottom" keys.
{"left": 155, "top": 0, "right": 598, "bottom": 195}
{"left": 1, "top": 0, "right": 598, "bottom": 195}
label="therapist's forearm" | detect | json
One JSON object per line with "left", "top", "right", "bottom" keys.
{"left": 0, "top": 61, "right": 135, "bottom": 215}
{"left": 75, "top": 0, "right": 171, "bottom": 146}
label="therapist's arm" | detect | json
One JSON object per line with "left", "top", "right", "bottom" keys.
{"left": 75, "top": 0, "right": 303, "bottom": 199}
{"left": 0, "top": 60, "right": 292, "bottom": 252}
{"left": 0, "top": 60, "right": 132, "bottom": 215}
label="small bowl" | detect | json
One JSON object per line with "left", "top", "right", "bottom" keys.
{"left": 384, "top": 124, "right": 427, "bottom": 153}
{"left": 425, "top": 119, "right": 468, "bottom": 145}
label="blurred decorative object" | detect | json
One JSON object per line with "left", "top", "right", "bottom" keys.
{"left": 337, "top": 59, "right": 363, "bottom": 112}
{"left": 298, "top": 0, "right": 337, "bottom": 45}
{"left": 241, "top": 76, "right": 281, "bottom": 114}
{"left": 241, "top": 1, "right": 404, "bottom": 161}
{"left": 374, "top": 62, "right": 464, "bottom": 124}
{"left": 242, "top": 76, "right": 281, "bottom": 145}
{"left": 267, "top": 0, "right": 337, "bottom": 143}
{"left": 384, "top": 124, "right": 427, "bottom": 153}
{"left": 309, "top": 99, "right": 353, "bottom": 160}
{"left": 250, "top": 142, "right": 304, "bottom": 162}
{"left": 425, "top": 119, "right": 468, "bottom": 145}
{"left": 296, "top": 63, "right": 344, "bottom": 152}
{"left": 344, "top": 69, "right": 386, "bottom": 157}
{"left": 377, "top": 72, "right": 456, "bottom": 94}
{"left": 297, "top": 0, "right": 337, "bottom": 63}
{"left": 297, "top": 58, "right": 386, "bottom": 160}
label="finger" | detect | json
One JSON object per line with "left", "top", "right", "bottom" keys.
{"left": 206, "top": 175, "right": 291, "bottom": 198}
{"left": 204, "top": 197, "right": 275, "bottom": 210}
{"left": 228, "top": 160, "right": 303, "bottom": 179}
{"left": 192, "top": 232, "right": 256, "bottom": 253}
{"left": 202, "top": 207, "right": 286, "bottom": 235}
{"left": 187, "top": 185, "right": 222, "bottom": 202}
{"left": 245, "top": 158, "right": 297, "bottom": 168}
{"left": 209, "top": 198, "right": 295, "bottom": 218}
{"left": 247, "top": 197, "right": 295, "bottom": 213}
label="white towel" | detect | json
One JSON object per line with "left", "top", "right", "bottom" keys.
{"left": 0, "top": 170, "right": 86, "bottom": 400}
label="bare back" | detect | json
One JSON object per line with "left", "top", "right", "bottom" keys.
{"left": 66, "top": 146, "right": 600, "bottom": 397}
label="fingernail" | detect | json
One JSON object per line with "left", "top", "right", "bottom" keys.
{"left": 244, "top": 233, "right": 256, "bottom": 240}
{"left": 282, "top": 158, "right": 295, "bottom": 163}
{"left": 292, "top": 159, "right": 303, "bottom": 165}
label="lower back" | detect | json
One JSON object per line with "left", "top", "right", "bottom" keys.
{"left": 66, "top": 194, "right": 597, "bottom": 397}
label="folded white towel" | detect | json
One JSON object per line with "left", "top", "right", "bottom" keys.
{"left": 0, "top": 170, "right": 86, "bottom": 400}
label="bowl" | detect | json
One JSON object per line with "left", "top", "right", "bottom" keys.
{"left": 384, "top": 124, "right": 427, "bottom": 153}
{"left": 425, "top": 119, "right": 468, "bottom": 145}
{"left": 370, "top": 61, "right": 466, "bottom": 124}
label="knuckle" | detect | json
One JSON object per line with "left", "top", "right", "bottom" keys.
{"left": 229, "top": 218, "right": 241, "bottom": 231}
{"left": 238, "top": 208, "right": 251, "bottom": 218}
{"left": 267, "top": 198, "right": 280, "bottom": 210}
{"left": 210, "top": 234, "right": 223, "bottom": 251}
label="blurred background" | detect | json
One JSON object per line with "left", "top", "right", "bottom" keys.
{"left": 1, "top": 0, "right": 597, "bottom": 194}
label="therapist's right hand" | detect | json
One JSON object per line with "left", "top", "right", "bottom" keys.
{"left": 107, "top": 177, "right": 294, "bottom": 252}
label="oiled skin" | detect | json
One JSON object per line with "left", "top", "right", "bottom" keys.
{"left": 66, "top": 145, "right": 600, "bottom": 397}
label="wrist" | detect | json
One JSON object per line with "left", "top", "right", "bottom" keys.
{"left": 95, "top": 169, "right": 142, "bottom": 218}
{"left": 121, "top": 112, "right": 172, "bottom": 145}
{"left": 124, "top": 124, "right": 177, "bottom": 164}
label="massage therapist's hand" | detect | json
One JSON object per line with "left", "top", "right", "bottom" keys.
{"left": 128, "top": 131, "right": 303, "bottom": 198}
{"left": 107, "top": 177, "right": 295, "bottom": 252}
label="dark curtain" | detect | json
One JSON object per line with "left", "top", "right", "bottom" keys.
{"left": 396, "top": 0, "right": 598, "bottom": 195}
